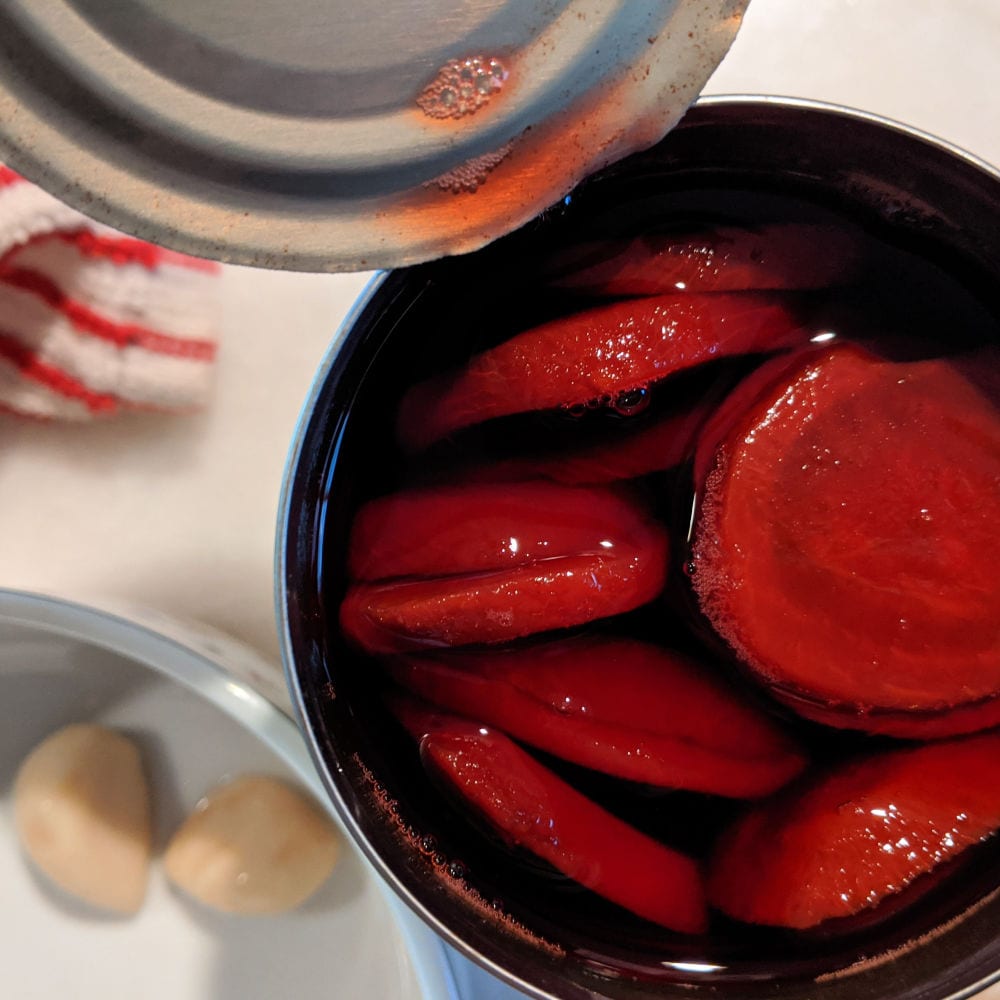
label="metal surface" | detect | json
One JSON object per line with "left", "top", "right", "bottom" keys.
{"left": 0, "top": 0, "right": 746, "bottom": 271}
{"left": 276, "top": 96, "right": 1000, "bottom": 1000}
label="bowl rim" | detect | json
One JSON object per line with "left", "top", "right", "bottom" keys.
{"left": 274, "top": 92, "right": 1000, "bottom": 1000}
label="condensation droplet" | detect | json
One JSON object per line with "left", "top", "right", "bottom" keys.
{"left": 418, "top": 55, "right": 508, "bottom": 120}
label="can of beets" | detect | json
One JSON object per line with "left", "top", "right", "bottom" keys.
{"left": 277, "top": 96, "right": 1000, "bottom": 1000}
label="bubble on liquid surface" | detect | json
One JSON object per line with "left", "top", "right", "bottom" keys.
{"left": 418, "top": 56, "right": 508, "bottom": 120}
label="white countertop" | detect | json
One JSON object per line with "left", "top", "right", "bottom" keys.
{"left": 0, "top": 2, "right": 998, "bottom": 997}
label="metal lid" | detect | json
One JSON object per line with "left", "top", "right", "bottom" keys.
{"left": 0, "top": 0, "right": 747, "bottom": 271}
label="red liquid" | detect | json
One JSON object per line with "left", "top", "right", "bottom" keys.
{"left": 319, "top": 182, "right": 1000, "bottom": 981}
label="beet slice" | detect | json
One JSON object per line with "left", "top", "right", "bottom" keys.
{"left": 459, "top": 397, "right": 715, "bottom": 486}
{"left": 397, "top": 293, "right": 806, "bottom": 452}
{"left": 393, "top": 695, "right": 708, "bottom": 933}
{"left": 708, "top": 731, "right": 1000, "bottom": 929}
{"left": 691, "top": 344, "right": 1000, "bottom": 735}
{"left": 340, "top": 481, "right": 668, "bottom": 653}
{"left": 388, "top": 636, "right": 806, "bottom": 797}
{"left": 550, "top": 223, "right": 860, "bottom": 297}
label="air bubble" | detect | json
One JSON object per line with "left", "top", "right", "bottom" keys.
{"left": 418, "top": 55, "right": 508, "bottom": 120}
{"left": 427, "top": 143, "right": 514, "bottom": 194}
{"left": 420, "top": 835, "right": 438, "bottom": 853}
{"left": 447, "top": 861, "right": 467, "bottom": 879}
{"left": 612, "top": 386, "right": 651, "bottom": 417}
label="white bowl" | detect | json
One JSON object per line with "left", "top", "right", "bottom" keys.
{"left": 0, "top": 588, "right": 456, "bottom": 1000}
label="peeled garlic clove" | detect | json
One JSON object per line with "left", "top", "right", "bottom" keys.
{"left": 14, "top": 723, "right": 152, "bottom": 915}
{"left": 164, "top": 774, "right": 340, "bottom": 915}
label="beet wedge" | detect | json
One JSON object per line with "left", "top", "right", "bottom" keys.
{"left": 692, "top": 344, "right": 1000, "bottom": 737}
{"left": 550, "top": 223, "right": 861, "bottom": 297}
{"left": 393, "top": 695, "right": 708, "bottom": 933}
{"left": 397, "top": 293, "right": 806, "bottom": 452}
{"left": 341, "top": 481, "right": 668, "bottom": 653}
{"left": 708, "top": 731, "right": 1000, "bottom": 929}
{"left": 388, "top": 637, "right": 806, "bottom": 797}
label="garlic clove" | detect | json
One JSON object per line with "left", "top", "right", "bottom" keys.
{"left": 14, "top": 723, "right": 152, "bottom": 915}
{"left": 164, "top": 774, "right": 340, "bottom": 915}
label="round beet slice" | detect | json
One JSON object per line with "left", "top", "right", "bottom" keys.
{"left": 691, "top": 344, "right": 1000, "bottom": 735}
{"left": 548, "top": 223, "right": 861, "bottom": 297}
{"left": 397, "top": 292, "right": 806, "bottom": 452}
{"left": 388, "top": 636, "right": 806, "bottom": 797}
{"left": 340, "top": 481, "right": 668, "bottom": 653}
{"left": 456, "top": 398, "right": 716, "bottom": 486}
{"left": 393, "top": 695, "right": 708, "bottom": 934}
{"left": 708, "top": 730, "right": 1000, "bottom": 929}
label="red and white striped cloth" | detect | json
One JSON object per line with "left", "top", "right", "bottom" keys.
{"left": 0, "top": 165, "right": 221, "bottom": 419}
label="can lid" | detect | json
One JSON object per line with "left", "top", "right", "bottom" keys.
{"left": 0, "top": 1, "right": 747, "bottom": 271}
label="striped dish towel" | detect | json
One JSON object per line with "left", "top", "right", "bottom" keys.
{"left": 0, "top": 165, "right": 220, "bottom": 419}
